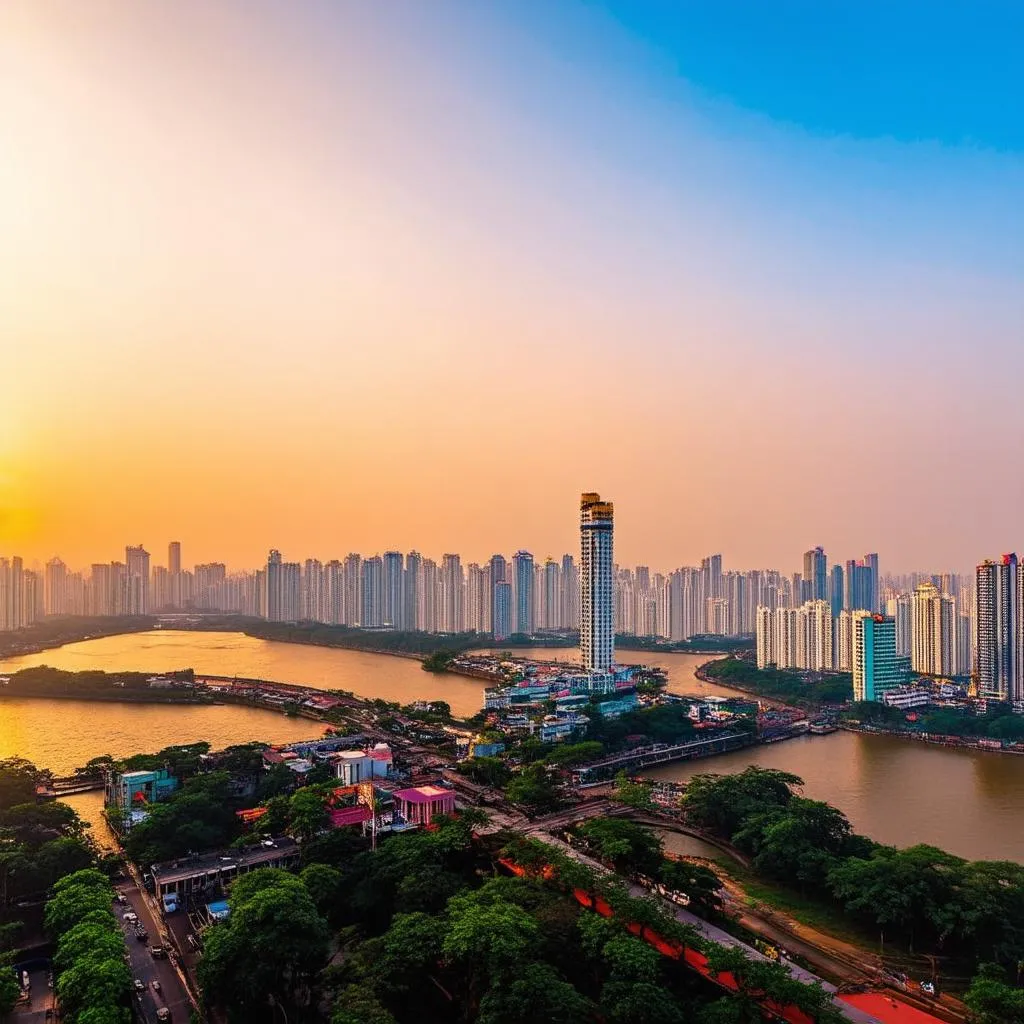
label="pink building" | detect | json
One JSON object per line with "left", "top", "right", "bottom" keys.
{"left": 393, "top": 785, "right": 455, "bottom": 826}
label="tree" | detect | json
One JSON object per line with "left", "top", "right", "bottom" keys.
{"left": 289, "top": 785, "right": 330, "bottom": 841}
{"left": 300, "top": 863, "right": 344, "bottom": 925}
{"left": 964, "top": 964, "right": 1024, "bottom": 1024}
{"left": 733, "top": 798, "right": 855, "bottom": 893}
{"left": 198, "top": 868, "right": 331, "bottom": 1022}
{"left": 332, "top": 984, "right": 397, "bottom": 1024}
{"left": 478, "top": 962, "right": 594, "bottom": 1024}
{"left": 682, "top": 767, "right": 801, "bottom": 838}
{"left": 505, "top": 764, "right": 562, "bottom": 815}
{"left": 575, "top": 818, "right": 663, "bottom": 876}
{"left": 0, "top": 758, "right": 39, "bottom": 809}
{"left": 611, "top": 771, "right": 655, "bottom": 811}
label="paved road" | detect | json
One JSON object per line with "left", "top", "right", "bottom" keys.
{"left": 9, "top": 966, "right": 54, "bottom": 1024}
{"left": 115, "top": 878, "right": 192, "bottom": 1024}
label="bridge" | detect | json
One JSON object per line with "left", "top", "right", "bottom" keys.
{"left": 574, "top": 731, "right": 753, "bottom": 784}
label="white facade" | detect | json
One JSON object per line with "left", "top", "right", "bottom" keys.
{"left": 911, "top": 582, "right": 954, "bottom": 676}
{"left": 580, "top": 492, "right": 614, "bottom": 673}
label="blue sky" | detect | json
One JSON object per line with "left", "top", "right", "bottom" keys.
{"left": 581, "top": 1, "right": 1024, "bottom": 150}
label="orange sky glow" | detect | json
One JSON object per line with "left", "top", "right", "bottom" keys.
{"left": 2, "top": 2, "right": 1021, "bottom": 573}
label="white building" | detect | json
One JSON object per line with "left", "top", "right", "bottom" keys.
{"left": 580, "top": 492, "right": 614, "bottom": 673}
{"left": 911, "top": 582, "right": 954, "bottom": 676}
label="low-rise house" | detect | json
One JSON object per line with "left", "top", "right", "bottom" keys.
{"left": 106, "top": 768, "right": 178, "bottom": 811}
{"left": 393, "top": 785, "right": 455, "bottom": 826}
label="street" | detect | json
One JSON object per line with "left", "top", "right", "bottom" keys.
{"left": 115, "top": 876, "right": 192, "bottom": 1024}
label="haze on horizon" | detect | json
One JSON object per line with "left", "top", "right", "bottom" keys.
{"left": 2, "top": 1, "right": 1021, "bottom": 574}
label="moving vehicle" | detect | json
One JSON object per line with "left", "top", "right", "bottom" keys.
{"left": 156, "top": 1009, "right": 171, "bottom": 1022}
{"left": 150, "top": 946, "right": 167, "bottom": 959}
{"left": 151, "top": 980, "right": 161, "bottom": 993}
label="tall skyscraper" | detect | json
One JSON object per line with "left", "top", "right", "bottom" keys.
{"left": 488, "top": 554, "right": 507, "bottom": 637}
{"left": 852, "top": 613, "right": 902, "bottom": 702}
{"left": 911, "top": 582, "right": 954, "bottom": 676}
{"left": 976, "top": 555, "right": 1023, "bottom": 701}
{"left": 404, "top": 552, "right": 421, "bottom": 631}
{"left": 440, "top": 554, "right": 463, "bottom": 633}
{"left": 512, "top": 551, "right": 534, "bottom": 635}
{"left": 44, "top": 558, "right": 68, "bottom": 616}
{"left": 580, "top": 492, "right": 614, "bottom": 673}
{"left": 361, "top": 556, "right": 384, "bottom": 628}
{"left": 802, "top": 547, "right": 827, "bottom": 603}
{"left": 560, "top": 554, "right": 578, "bottom": 631}
{"left": 492, "top": 580, "right": 512, "bottom": 642}
{"left": 383, "top": 552, "right": 405, "bottom": 629}
{"left": 265, "top": 549, "right": 283, "bottom": 622}
{"left": 125, "top": 545, "right": 150, "bottom": 615}
{"left": 168, "top": 541, "right": 182, "bottom": 608}
{"left": 829, "top": 564, "right": 844, "bottom": 618}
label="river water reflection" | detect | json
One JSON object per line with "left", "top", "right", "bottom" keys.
{"left": 2, "top": 632, "right": 1022, "bottom": 861}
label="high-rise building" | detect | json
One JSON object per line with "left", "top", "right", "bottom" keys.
{"left": 492, "top": 580, "right": 512, "bottom": 642}
{"left": 466, "top": 563, "right": 488, "bottom": 633}
{"left": 829, "top": 564, "right": 844, "bottom": 618}
{"left": 802, "top": 547, "right": 827, "bottom": 603}
{"left": 361, "top": 556, "right": 384, "bottom": 628}
{"left": 343, "top": 554, "right": 362, "bottom": 625}
{"left": 168, "top": 541, "right": 182, "bottom": 608}
{"left": 512, "top": 551, "right": 534, "bottom": 635}
{"left": 853, "top": 613, "right": 903, "bottom": 702}
{"left": 541, "top": 558, "right": 560, "bottom": 630}
{"left": 560, "top": 554, "right": 578, "bottom": 631}
{"left": 580, "top": 492, "right": 614, "bottom": 673}
{"left": 976, "top": 555, "right": 1023, "bottom": 701}
{"left": 44, "top": 558, "right": 68, "bottom": 616}
{"left": 440, "top": 554, "right": 463, "bottom": 633}
{"left": 911, "top": 582, "right": 954, "bottom": 676}
{"left": 383, "top": 552, "right": 405, "bottom": 629}
{"left": 265, "top": 550, "right": 283, "bottom": 622}
{"left": 125, "top": 545, "right": 150, "bottom": 615}
{"left": 404, "top": 552, "right": 421, "bottom": 631}
{"left": 488, "top": 554, "right": 507, "bottom": 637}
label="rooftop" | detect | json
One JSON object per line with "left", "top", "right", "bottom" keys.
{"left": 394, "top": 785, "right": 451, "bottom": 804}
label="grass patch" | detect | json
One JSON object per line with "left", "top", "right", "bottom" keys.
{"left": 718, "top": 865, "right": 880, "bottom": 950}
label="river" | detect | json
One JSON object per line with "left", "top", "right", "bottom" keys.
{"left": 2, "top": 632, "right": 1023, "bottom": 862}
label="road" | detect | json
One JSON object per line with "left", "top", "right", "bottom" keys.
{"left": 9, "top": 965, "right": 55, "bottom": 1024}
{"left": 115, "top": 875, "right": 193, "bottom": 1024}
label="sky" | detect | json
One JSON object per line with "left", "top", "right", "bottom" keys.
{"left": 1, "top": 1, "right": 1021, "bottom": 574}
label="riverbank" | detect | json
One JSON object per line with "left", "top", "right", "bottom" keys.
{"left": 840, "top": 722, "right": 1024, "bottom": 756}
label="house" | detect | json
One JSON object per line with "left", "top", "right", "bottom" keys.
{"left": 334, "top": 744, "right": 393, "bottom": 785}
{"left": 106, "top": 769, "right": 178, "bottom": 811}
{"left": 393, "top": 786, "right": 455, "bottom": 826}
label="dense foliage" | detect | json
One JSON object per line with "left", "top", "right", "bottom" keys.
{"left": 46, "top": 869, "right": 131, "bottom": 1024}
{"left": 683, "top": 767, "right": 1024, "bottom": 971}
{"left": 4, "top": 665, "right": 195, "bottom": 699}
{"left": 701, "top": 657, "right": 853, "bottom": 706}
{"left": 847, "top": 700, "right": 1024, "bottom": 742}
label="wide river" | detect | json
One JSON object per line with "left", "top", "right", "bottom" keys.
{"left": 1, "top": 632, "right": 1022, "bottom": 861}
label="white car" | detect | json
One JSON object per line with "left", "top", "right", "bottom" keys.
{"left": 123, "top": 912, "right": 138, "bottom": 924}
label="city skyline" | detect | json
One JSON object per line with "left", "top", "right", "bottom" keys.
{"left": 3, "top": 3, "right": 1022, "bottom": 571}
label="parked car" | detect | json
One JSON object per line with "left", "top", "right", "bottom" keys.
{"left": 150, "top": 946, "right": 167, "bottom": 959}
{"left": 116, "top": 893, "right": 127, "bottom": 904}
{"left": 123, "top": 912, "right": 138, "bottom": 924}
{"left": 156, "top": 1009, "right": 171, "bottom": 1022}
{"left": 133, "top": 980, "right": 144, "bottom": 992}
{"left": 151, "top": 980, "right": 161, "bottom": 993}
{"left": 134, "top": 927, "right": 149, "bottom": 942}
